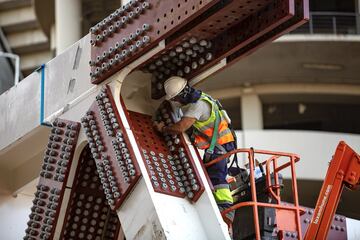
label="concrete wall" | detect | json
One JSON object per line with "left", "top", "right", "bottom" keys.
{"left": 0, "top": 193, "right": 33, "bottom": 240}
{"left": 348, "top": 218, "right": 360, "bottom": 240}
{"left": 237, "top": 130, "right": 360, "bottom": 180}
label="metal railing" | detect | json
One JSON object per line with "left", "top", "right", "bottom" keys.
{"left": 205, "top": 148, "right": 303, "bottom": 240}
{"left": 291, "top": 11, "right": 360, "bottom": 35}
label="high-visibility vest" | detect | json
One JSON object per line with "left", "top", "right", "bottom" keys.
{"left": 192, "top": 93, "right": 234, "bottom": 149}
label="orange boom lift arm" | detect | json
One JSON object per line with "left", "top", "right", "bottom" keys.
{"left": 304, "top": 141, "right": 360, "bottom": 240}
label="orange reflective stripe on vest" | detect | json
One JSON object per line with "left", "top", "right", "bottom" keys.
{"left": 192, "top": 93, "right": 234, "bottom": 149}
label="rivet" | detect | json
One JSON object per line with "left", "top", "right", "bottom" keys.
{"left": 135, "top": 6, "right": 143, "bottom": 15}
{"left": 142, "top": 2, "right": 150, "bottom": 9}
{"left": 121, "top": 16, "right": 129, "bottom": 24}
{"left": 142, "top": 35, "right": 150, "bottom": 44}
{"left": 113, "top": 192, "right": 121, "bottom": 198}
{"left": 192, "top": 184, "right": 199, "bottom": 191}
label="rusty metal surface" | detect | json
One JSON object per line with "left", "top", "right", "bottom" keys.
{"left": 141, "top": 0, "right": 303, "bottom": 99}
{"left": 24, "top": 119, "right": 81, "bottom": 240}
{"left": 227, "top": 0, "right": 309, "bottom": 64}
{"left": 129, "top": 111, "right": 185, "bottom": 198}
{"left": 187, "top": 0, "right": 295, "bottom": 78}
{"left": 59, "top": 146, "right": 121, "bottom": 240}
{"left": 166, "top": 0, "right": 276, "bottom": 41}
{"left": 90, "top": 0, "right": 218, "bottom": 84}
{"left": 89, "top": 0, "right": 308, "bottom": 98}
{"left": 280, "top": 205, "right": 347, "bottom": 240}
{"left": 128, "top": 102, "right": 205, "bottom": 201}
{"left": 145, "top": 37, "right": 216, "bottom": 99}
{"left": 81, "top": 85, "right": 141, "bottom": 210}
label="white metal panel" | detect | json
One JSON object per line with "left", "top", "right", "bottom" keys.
{"left": 117, "top": 179, "right": 165, "bottom": 240}
{"left": 44, "top": 34, "right": 93, "bottom": 123}
{"left": 0, "top": 71, "right": 41, "bottom": 151}
{"left": 186, "top": 141, "right": 231, "bottom": 240}
{"left": 112, "top": 74, "right": 230, "bottom": 240}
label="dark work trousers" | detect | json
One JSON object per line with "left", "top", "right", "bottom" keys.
{"left": 205, "top": 141, "right": 236, "bottom": 221}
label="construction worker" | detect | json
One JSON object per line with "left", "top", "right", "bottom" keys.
{"left": 154, "top": 76, "right": 236, "bottom": 221}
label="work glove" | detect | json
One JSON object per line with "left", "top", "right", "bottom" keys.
{"left": 153, "top": 121, "right": 165, "bottom": 133}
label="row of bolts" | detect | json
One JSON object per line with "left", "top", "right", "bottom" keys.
{"left": 95, "top": 89, "right": 137, "bottom": 183}
{"left": 89, "top": 23, "right": 150, "bottom": 66}
{"left": 64, "top": 167, "right": 118, "bottom": 238}
{"left": 147, "top": 38, "right": 214, "bottom": 91}
{"left": 89, "top": 0, "right": 151, "bottom": 80}
{"left": 40, "top": 123, "right": 78, "bottom": 182}
{"left": 81, "top": 112, "right": 122, "bottom": 206}
{"left": 82, "top": 91, "right": 138, "bottom": 206}
{"left": 25, "top": 187, "right": 61, "bottom": 239}
{"left": 148, "top": 38, "right": 213, "bottom": 74}
{"left": 90, "top": 28, "right": 151, "bottom": 79}
{"left": 90, "top": 0, "right": 150, "bottom": 41}
{"left": 152, "top": 107, "right": 200, "bottom": 199}
{"left": 90, "top": 2, "right": 150, "bottom": 47}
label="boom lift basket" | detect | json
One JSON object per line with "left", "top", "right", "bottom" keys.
{"left": 205, "top": 148, "right": 304, "bottom": 240}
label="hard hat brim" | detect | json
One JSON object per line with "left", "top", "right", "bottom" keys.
{"left": 164, "top": 77, "right": 187, "bottom": 100}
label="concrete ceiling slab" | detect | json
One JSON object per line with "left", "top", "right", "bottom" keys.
{"left": 202, "top": 39, "right": 360, "bottom": 91}
{"left": 0, "top": 126, "right": 49, "bottom": 170}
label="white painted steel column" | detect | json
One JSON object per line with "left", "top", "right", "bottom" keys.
{"left": 55, "top": 0, "right": 82, "bottom": 55}
{"left": 241, "top": 94, "right": 263, "bottom": 129}
{"left": 108, "top": 70, "right": 230, "bottom": 240}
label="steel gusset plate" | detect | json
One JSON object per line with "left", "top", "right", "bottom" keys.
{"left": 183, "top": 0, "right": 298, "bottom": 80}
{"left": 59, "top": 146, "right": 121, "bottom": 240}
{"left": 227, "top": 0, "right": 309, "bottom": 64}
{"left": 128, "top": 110, "right": 205, "bottom": 202}
{"left": 90, "top": 0, "right": 218, "bottom": 84}
{"left": 139, "top": 0, "right": 308, "bottom": 99}
{"left": 276, "top": 205, "right": 346, "bottom": 240}
{"left": 24, "top": 119, "right": 81, "bottom": 240}
{"left": 166, "top": 0, "right": 276, "bottom": 42}
{"left": 81, "top": 85, "right": 142, "bottom": 211}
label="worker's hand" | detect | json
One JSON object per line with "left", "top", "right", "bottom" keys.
{"left": 153, "top": 121, "right": 165, "bottom": 133}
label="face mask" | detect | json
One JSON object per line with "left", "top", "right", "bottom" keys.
{"left": 169, "top": 100, "right": 183, "bottom": 107}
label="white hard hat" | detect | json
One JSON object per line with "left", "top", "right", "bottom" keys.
{"left": 164, "top": 76, "right": 187, "bottom": 100}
